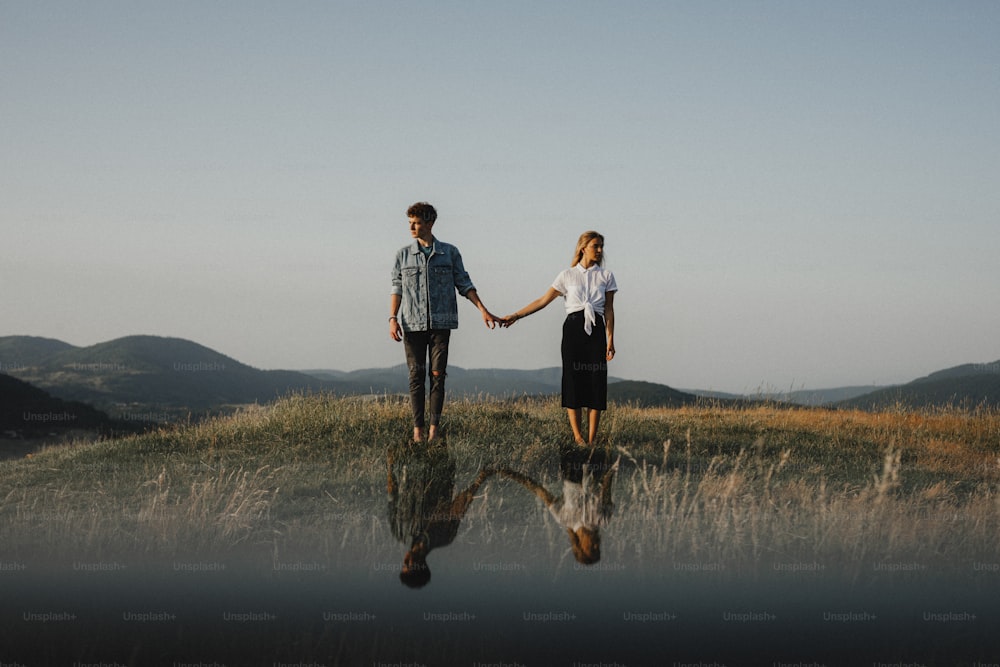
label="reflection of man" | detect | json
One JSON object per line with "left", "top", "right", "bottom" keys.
{"left": 386, "top": 442, "right": 493, "bottom": 588}
{"left": 499, "top": 445, "right": 618, "bottom": 565}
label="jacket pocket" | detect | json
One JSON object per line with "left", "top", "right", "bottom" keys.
{"left": 402, "top": 267, "right": 421, "bottom": 289}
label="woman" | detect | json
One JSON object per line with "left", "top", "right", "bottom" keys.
{"left": 504, "top": 231, "right": 617, "bottom": 445}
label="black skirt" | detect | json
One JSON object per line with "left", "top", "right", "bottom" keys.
{"left": 561, "top": 311, "right": 607, "bottom": 410}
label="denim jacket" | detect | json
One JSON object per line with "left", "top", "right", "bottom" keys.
{"left": 391, "top": 238, "right": 475, "bottom": 332}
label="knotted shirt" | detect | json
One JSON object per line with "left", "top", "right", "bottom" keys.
{"left": 551, "top": 264, "right": 618, "bottom": 335}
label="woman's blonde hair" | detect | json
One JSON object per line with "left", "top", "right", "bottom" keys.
{"left": 571, "top": 231, "right": 605, "bottom": 267}
{"left": 567, "top": 527, "right": 601, "bottom": 565}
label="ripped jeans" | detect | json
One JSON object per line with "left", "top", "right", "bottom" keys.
{"left": 402, "top": 329, "right": 450, "bottom": 428}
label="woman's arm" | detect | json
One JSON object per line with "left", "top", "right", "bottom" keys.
{"left": 496, "top": 467, "right": 557, "bottom": 506}
{"left": 502, "top": 287, "right": 561, "bottom": 327}
{"left": 604, "top": 290, "right": 615, "bottom": 360}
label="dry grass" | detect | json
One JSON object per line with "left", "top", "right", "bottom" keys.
{"left": 0, "top": 394, "right": 997, "bottom": 577}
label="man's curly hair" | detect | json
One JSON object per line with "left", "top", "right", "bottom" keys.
{"left": 407, "top": 202, "right": 437, "bottom": 224}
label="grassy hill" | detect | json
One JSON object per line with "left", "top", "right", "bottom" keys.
{"left": 840, "top": 360, "right": 1000, "bottom": 411}
{"left": 2, "top": 393, "right": 997, "bottom": 561}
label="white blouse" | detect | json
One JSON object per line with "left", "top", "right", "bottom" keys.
{"left": 552, "top": 264, "right": 618, "bottom": 335}
{"left": 548, "top": 476, "right": 611, "bottom": 531}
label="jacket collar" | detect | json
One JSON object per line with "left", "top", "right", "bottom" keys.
{"left": 409, "top": 236, "right": 437, "bottom": 254}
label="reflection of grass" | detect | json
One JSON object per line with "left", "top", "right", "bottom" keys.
{"left": 0, "top": 394, "right": 997, "bottom": 576}
{"left": 603, "top": 404, "right": 1000, "bottom": 579}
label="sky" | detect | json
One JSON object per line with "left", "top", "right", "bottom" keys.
{"left": 2, "top": 1, "right": 999, "bottom": 394}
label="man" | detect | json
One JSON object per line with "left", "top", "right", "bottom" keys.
{"left": 389, "top": 202, "right": 504, "bottom": 442}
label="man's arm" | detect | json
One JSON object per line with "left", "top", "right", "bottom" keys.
{"left": 447, "top": 468, "right": 495, "bottom": 519}
{"left": 450, "top": 246, "right": 505, "bottom": 329}
{"left": 464, "top": 288, "right": 505, "bottom": 329}
{"left": 389, "top": 294, "right": 402, "bottom": 341}
{"left": 390, "top": 251, "right": 404, "bottom": 341}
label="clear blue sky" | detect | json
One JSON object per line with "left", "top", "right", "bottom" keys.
{"left": 3, "top": 1, "right": 998, "bottom": 393}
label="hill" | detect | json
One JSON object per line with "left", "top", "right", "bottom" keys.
{"left": 0, "top": 373, "right": 141, "bottom": 459}
{"left": 0, "top": 373, "right": 120, "bottom": 433}
{"left": 684, "top": 385, "right": 889, "bottom": 407}
{"left": 839, "top": 360, "right": 1000, "bottom": 411}
{"left": 0, "top": 336, "right": 76, "bottom": 369}
{"left": 607, "top": 379, "right": 701, "bottom": 408}
{"left": 1, "top": 335, "right": 340, "bottom": 418}
{"left": 785, "top": 385, "right": 890, "bottom": 406}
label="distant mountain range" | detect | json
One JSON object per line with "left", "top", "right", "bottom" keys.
{"left": 0, "top": 335, "right": 336, "bottom": 418}
{"left": 1, "top": 336, "right": 997, "bottom": 422}
{"left": 686, "top": 385, "right": 890, "bottom": 406}
{"left": 836, "top": 361, "right": 1000, "bottom": 411}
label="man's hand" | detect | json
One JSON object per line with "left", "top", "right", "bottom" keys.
{"left": 389, "top": 318, "right": 403, "bottom": 341}
{"left": 481, "top": 310, "right": 507, "bottom": 329}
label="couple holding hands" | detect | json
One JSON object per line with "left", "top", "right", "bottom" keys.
{"left": 389, "top": 202, "right": 617, "bottom": 446}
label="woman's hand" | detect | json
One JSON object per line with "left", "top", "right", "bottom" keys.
{"left": 501, "top": 313, "right": 519, "bottom": 328}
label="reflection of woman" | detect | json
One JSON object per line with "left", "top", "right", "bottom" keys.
{"left": 504, "top": 232, "right": 617, "bottom": 445}
{"left": 498, "top": 445, "right": 618, "bottom": 565}
{"left": 386, "top": 442, "right": 493, "bottom": 588}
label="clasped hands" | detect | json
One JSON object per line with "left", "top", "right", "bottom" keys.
{"left": 480, "top": 310, "right": 509, "bottom": 329}
{"left": 481, "top": 310, "right": 520, "bottom": 329}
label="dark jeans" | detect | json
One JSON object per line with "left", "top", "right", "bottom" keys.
{"left": 403, "top": 329, "right": 451, "bottom": 428}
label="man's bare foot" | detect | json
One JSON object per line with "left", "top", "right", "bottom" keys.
{"left": 427, "top": 425, "right": 443, "bottom": 442}
{"left": 413, "top": 427, "right": 425, "bottom": 443}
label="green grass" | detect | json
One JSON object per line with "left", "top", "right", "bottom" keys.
{"left": 1, "top": 393, "right": 998, "bottom": 578}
